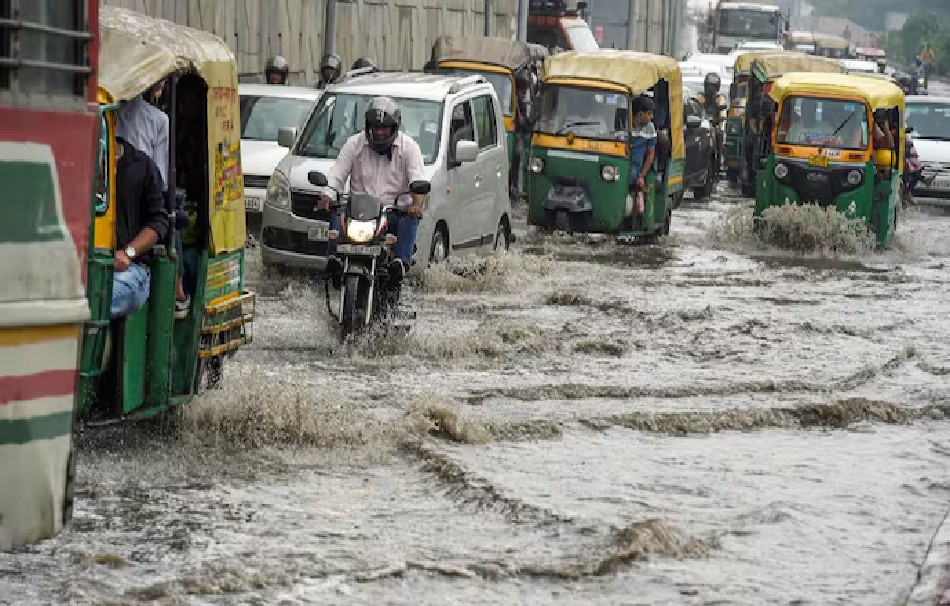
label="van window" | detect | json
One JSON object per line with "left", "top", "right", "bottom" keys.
{"left": 472, "top": 95, "right": 498, "bottom": 150}
{"left": 448, "top": 101, "right": 475, "bottom": 164}
{"left": 240, "top": 95, "right": 316, "bottom": 141}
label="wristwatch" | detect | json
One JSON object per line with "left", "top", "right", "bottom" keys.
{"left": 124, "top": 246, "right": 136, "bottom": 260}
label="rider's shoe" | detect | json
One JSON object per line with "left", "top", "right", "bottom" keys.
{"left": 388, "top": 258, "right": 405, "bottom": 285}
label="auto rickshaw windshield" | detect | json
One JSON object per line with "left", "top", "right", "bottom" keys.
{"left": 777, "top": 96, "right": 870, "bottom": 150}
{"left": 535, "top": 85, "right": 630, "bottom": 141}
{"left": 440, "top": 67, "right": 513, "bottom": 115}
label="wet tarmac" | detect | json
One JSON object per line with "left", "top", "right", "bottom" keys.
{"left": 3, "top": 181, "right": 950, "bottom": 604}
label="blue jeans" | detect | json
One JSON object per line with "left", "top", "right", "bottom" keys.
{"left": 329, "top": 212, "right": 419, "bottom": 266}
{"left": 111, "top": 262, "right": 150, "bottom": 318}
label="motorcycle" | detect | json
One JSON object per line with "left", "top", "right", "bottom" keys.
{"left": 308, "top": 171, "right": 431, "bottom": 342}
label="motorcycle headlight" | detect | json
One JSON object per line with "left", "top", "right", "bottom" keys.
{"left": 345, "top": 219, "right": 376, "bottom": 244}
{"left": 774, "top": 163, "right": 789, "bottom": 179}
{"left": 265, "top": 170, "right": 291, "bottom": 210}
{"left": 528, "top": 157, "right": 544, "bottom": 173}
{"left": 847, "top": 169, "right": 863, "bottom": 186}
{"left": 601, "top": 165, "right": 620, "bottom": 181}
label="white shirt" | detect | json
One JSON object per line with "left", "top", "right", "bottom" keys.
{"left": 116, "top": 96, "right": 169, "bottom": 190}
{"left": 327, "top": 131, "right": 425, "bottom": 208}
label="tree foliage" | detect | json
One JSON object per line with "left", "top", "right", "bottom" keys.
{"left": 808, "top": 0, "right": 950, "bottom": 33}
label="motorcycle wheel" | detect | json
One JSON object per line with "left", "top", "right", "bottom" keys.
{"left": 341, "top": 274, "right": 360, "bottom": 341}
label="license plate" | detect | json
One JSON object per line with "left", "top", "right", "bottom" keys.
{"left": 808, "top": 154, "right": 830, "bottom": 168}
{"left": 307, "top": 226, "right": 328, "bottom": 241}
{"left": 245, "top": 196, "right": 262, "bottom": 211}
{"left": 337, "top": 244, "right": 381, "bottom": 256}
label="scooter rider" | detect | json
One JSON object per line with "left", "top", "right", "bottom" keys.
{"left": 265, "top": 55, "right": 290, "bottom": 85}
{"left": 319, "top": 97, "right": 426, "bottom": 284}
{"left": 697, "top": 72, "right": 727, "bottom": 165}
{"left": 316, "top": 53, "right": 343, "bottom": 89}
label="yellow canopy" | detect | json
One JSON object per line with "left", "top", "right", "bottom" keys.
{"left": 751, "top": 53, "right": 845, "bottom": 81}
{"left": 542, "top": 50, "right": 684, "bottom": 160}
{"left": 813, "top": 34, "right": 850, "bottom": 50}
{"left": 99, "top": 6, "right": 245, "bottom": 255}
{"left": 768, "top": 72, "right": 905, "bottom": 110}
{"left": 785, "top": 31, "right": 815, "bottom": 44}
{"left": 733, "top": 50, "right": 796, "bottom": 75}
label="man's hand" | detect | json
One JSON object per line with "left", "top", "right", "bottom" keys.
{"left": 406, "top": 204, "right": 423, "bottom": 219}
{"left": 115, "top": 250, "right": 131, "bottom": 271}
{"left": 637, "top": 176, "right": 646, "bottom": 190}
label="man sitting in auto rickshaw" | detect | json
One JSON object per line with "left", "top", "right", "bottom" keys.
{"left": 628, "top": 95, "right": 657, "bottom": 214}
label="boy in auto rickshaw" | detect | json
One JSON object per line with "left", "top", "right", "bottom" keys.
{"left": 526, "top": 50, "right": 685, "bottom": 241}
{"left": 752, "top": 72, "right": 905, "bottom": 248}
{"left": 79, "top": 7, "right": 255, "bottom": 422}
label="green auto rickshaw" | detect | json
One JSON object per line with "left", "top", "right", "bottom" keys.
{"left": 724, "top": 50, "right": 786, "bottom": 184}
{"left": 79, "top": 7, "right": 255, "bottom": 423}
{"left": 754, "top": 72, "right": 905, "bottom": 247}
{"left": 430, "top": 36, "right": 535, "bottom": 197}
{"left": 526, "top": 50, "right": 685, "bottom": 241}
{"left": 741, "top": 52, "right": 846, "bottom": 196}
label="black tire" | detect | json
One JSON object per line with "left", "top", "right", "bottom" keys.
{"left": 493, "top": 217, "right": 511, "bottom": 252}
{"left": 63, "top": 446, "right": 76, "bottom": 526}
{"left": 341, "top": 274, "right": 360, "bottom": 341}
{"left": 661, "top": 208, "right": 672, "bottom": 236}
{"left": 429, "top": 226, "right": 448, "bottom": 264}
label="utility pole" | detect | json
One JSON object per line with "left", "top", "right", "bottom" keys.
{"left": 627, "top": 0, "right": 637, "bottom": 50}
{"left": 324, "top": 0, "right": 336, "bottom": 57}
{"left": 486, "top": 0, "right": 494, "bottom": 37}
{"left": 517, "top": 0, "right": 528, "bottom": 42}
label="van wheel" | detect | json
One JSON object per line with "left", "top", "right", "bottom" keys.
{"left": 429, "top": 225, "right": 448, "bottom": 264}
{"left": 493, "top": 217, "right": 511, "bottom": 253}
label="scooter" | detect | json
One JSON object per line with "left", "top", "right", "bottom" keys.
{"left": 308, "top": 171, "right": 431, "bottom": 342}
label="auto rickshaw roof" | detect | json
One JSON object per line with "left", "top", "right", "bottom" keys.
{"left": 768, "top": 72, "right": 905, "bottom": 109}
{"left": 733, "top": 50, "right": 796, "bottom": 74}
{"left": 785, "top": 31, "right": 815, "bottom": 43}
{"left": 542, "top": 50, "right": 681, "bottom": 95}
{"left": 813, "top": 33, "right": 850, "bottom": 50}
{"left": 432, "top": 36, "right": 531, "bottom": 71}
{"left": 752, "top": 53, "right": 844, "bottom": 80}
{"left": 99, "top": 6, "right": 236, "bottom": 101}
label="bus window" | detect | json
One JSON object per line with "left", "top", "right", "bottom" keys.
{"left": 0, "top": 0, "right": 90, "bottom": 105}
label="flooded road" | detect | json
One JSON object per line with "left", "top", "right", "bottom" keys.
{"left": 4, "top": 184, "right": 950, "bottom": 605}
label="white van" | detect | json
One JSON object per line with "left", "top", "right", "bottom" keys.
{"left": 261, "top": 72, "right": 513, "bottom": 272}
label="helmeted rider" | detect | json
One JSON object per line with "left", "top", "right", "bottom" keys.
{"left": 696, "top": 72, "right": 727, "bottom": 171}
{"left": 320, "top": 97, "right": 426, "bottom": 285}
{"left": 265, "top": 55, "right": 290, "bottom": 85}
{"left": 511, "top": 69, "right": 533, "bottom": 196}
{"left": 316, "top": 53, "right": 343, "bottom": 89}
{"left": 351, "top": 57, "right": 377, "bottom": 72}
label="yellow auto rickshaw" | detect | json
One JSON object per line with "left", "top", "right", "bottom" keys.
{"left": 78, "top": 7, "right": 255, "bottom": 423}
{"left": 755, "top": 72, "right": 905, "bottom": 247}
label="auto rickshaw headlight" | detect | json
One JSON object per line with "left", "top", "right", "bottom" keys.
{"left": 847, "top": 169, "right": 863, "bottom": 186}
{"left": 601, "top": 165, "right": 620, "bottom": 181}
{"left": 345, "top": 220, "right": 376, "bottom": 244}
{"left": 265, "top": 170, "right": 291, "bottom": 210}
{"left": 528, "top": 157, "right": 544, "bottom": 173}
{"left": 774, "top": 163, "right": 789, "bottom": 179}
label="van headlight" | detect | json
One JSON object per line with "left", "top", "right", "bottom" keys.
{"left": 265, "top": 170, "right": 291, "bottom": 210}
{"left": 528, "top": 157, "right": 544, "bottom": 173}
{"left": 774, "top": 163, "right": 789, "bottom": 179}
{"left": 601, "top": 165, "right": 620, "bottom": 181}
{"left": 346, "top": 219, "right": 376, "bottom": 243}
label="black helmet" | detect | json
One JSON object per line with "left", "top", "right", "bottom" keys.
{"left": 364, "top": 96, "right": 401, "bottom": 153}
{"left": 265, "top": 55, "right": 289, "bottom": 84}
{"left": 320, "top": 53, "right": 343, "bottom": 83}
{"left": 704, "top": 72, "right": 721, "bottom": 96}
{"left": 352, "top": 57, "right": 376, "bottom": 71}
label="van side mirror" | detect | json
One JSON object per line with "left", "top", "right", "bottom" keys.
{"left": 409, "top": 180, "right": 431, "bottom": 195}
{"left": 454, "top": 139, "right": 479, "bottom": 164}
{"left": 686, "top": 115, "right": 702, "bottom": 129}
{"left": 906, "top": 126, "right": 915, "bottom": 134}
{"left": 308, "top": 171, "right": 328, "bottom": 187}
{"left": 277, "top": 127, "right": 297, "bottom": 148}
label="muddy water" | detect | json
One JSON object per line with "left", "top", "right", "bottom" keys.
{"left": 4, "top": 185, "right": 950, "bottom": 605}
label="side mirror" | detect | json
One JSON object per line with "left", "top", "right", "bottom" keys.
{"left": 454, "top": 139, "right": 479, "bottom": 164}
{"left": 906, "top": 126, "right": 915, "bottom": 134}
{"left": 308, "top": 171, "right": 329, "bottom": 187}
{"left": 409, "top": 180, "right": 431, "bottom": 195}
{"left": 686, "top": 115, "right": 702, "bottom": 129}
{"left": 277, "top": 127, "right": 297, "bottom": 148}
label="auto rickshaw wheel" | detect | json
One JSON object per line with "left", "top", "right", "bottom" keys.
{"left": 661, "top": 208, "right": 672, "bottom": 236}
{"left": 727, "top": 168, "right": 740, "bottom": 184}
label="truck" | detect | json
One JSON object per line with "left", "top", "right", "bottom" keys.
{"left": 527, "top": 0, "right": 600, "bottom": 53}
{"left": 705, "top": 1, "right": 786, "bottom": 54}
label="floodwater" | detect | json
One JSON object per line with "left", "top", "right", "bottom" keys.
{"left": 4, "top": 183, "right": 950, "bottom": 605}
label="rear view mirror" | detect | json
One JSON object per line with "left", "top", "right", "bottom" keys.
{"left": 454, "top": 140, "right": 479, "bottom": 164}
{"left": 277, "top": 127, "right": 297, "bottom": 148}
{"left": 308, "top": 171, "right": 328, "bottom": 187}
{"left": 409, "top": 180, "right": 431, "bottom": 195}
{"left": 907, "top": 126, "right": 915, "bottom": 134}
{"left": 686, "top": 115, "right": 702, "bottom": 129}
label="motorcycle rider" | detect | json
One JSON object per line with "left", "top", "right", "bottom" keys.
{"left": 696, "top": 72, "right": 727, "bottom": 168}
{"left": 265, "top": 55, "right": 290, "bottom": 85}
{"left": 316, "top": 53, "right": 343, "bottom": 89}
{"left": 319, "top": 97, "right": 426, "bottom": 285}
{"left": 511, "top": 69, "right": 533, "bottom": 197}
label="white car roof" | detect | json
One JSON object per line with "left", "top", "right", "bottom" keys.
{"left": 682, "top": 53, "right": 734, "bottom": 67}
{"left": 325, "top": 71, "right": 492, "bottom": 102}
{"left": 907, "top": 96, "right": 950, "bottom": 104}
{"left": 238, "top": 83, "right": 322, "bottom": 100}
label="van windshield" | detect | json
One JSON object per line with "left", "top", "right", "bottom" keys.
{"left": 297, "top": 93, "right": 442, "bottom": 164}
{"left": 240, "top": 95, "right": 315, "bottom": 141}
{"left": 777, "top": 97, "right": 870, "bottom": 150}
{"left": 907, "top": 102, "right": 950, "bottom": 141}
{"left": 535, "top": 85, "right": 630, "bottom": 141}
